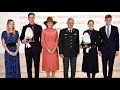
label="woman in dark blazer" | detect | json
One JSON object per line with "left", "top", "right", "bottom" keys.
{"left": 81, "top": 20, "right": 100, "bottom": 78}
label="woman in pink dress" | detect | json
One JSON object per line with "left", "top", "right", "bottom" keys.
{"left": 41, "top": 16, "right": 59, "bottom": 78}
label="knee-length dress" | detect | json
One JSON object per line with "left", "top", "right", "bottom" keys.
{"left": 41, "top": 28, "right": 59, "bottom": 71}
{"left": 1, "top": 31, "right": 21, "bottom": 78}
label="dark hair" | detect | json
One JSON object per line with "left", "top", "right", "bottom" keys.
{"left": 87, "top": 20, "right": 94, "bottom": 24}
{"left": 28, "top": 12, "right": 35, "bottom": 17}
{"left": 105, "top": 14, "right": 112, "bottom": 19}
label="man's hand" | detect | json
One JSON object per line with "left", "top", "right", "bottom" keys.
{"left": 115, "top": 51, "right": 119, "bottom": 56}
{"left": 60, "top": 54, "right": 64, "bottom": 58}
{"left": 98, "top": 51, "right": 102, "bottom": 56}
{"left": 22, "top": 39, "right": 28, "bottom": 44}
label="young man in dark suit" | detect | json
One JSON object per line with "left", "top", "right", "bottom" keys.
{"left": 98, "top": 14, "right": 119, "bottom": 78}
{"left": 20, "top": 13, "right": 42, "bottom": 78}
{"left": 59, "top": 18, "right": 80, "bottom": 78}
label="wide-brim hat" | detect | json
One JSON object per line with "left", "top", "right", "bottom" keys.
{"left": 44, "top": 16, "right": 57, "bottom": 25}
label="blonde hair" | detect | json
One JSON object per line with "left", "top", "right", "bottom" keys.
{"left": 6, "top": 19, "right": 16, "bottom": 36}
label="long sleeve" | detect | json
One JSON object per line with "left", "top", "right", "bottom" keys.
{"left": 20, "top": 26, "right": 25, "bottom": 43}
{"left": 91, "top": 31, "right": 101, "bottom": 48}
{"left": 39, "top": 25, "right": 43, "bottom": 50}
{"left": 41, "top": 31, "right": 49, "bottom": 49}
{"left": 81, "top": 31, "right": 88, "bottom": 48}
{"left": 95, "top": 32, "right": 101, "bottom": 47}
{"left": 58, "top": 30, "right": 64, "bottom": 54}
{"left": 98, "top": 28, "right": 102, "bottom": 51}
{"left": 16, "top": 31, "right": 19, "bottom": 43}
{"left": 77, "top": 30, "right": 80, "bottom": 54}
{"left": 53, "top": 30, "right": 58, "bottom": 51}
{"left": 39, "top": 26, "right": 43, "bottom": 41}
{"left": 115, "top": 27, "right": 119, "bottom": 51}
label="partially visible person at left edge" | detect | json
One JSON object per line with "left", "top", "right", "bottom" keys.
{"left": 1, "top": 19, "right": 21, "bottom": 78}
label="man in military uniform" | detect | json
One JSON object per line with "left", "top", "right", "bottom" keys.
{"left": 59, "top": 18, "right": 80, "bottom": 78}
{"left": 20, "top": 12, "right": 42, "bottom": 78}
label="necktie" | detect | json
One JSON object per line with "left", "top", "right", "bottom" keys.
{"left": 70, "top": 29, "right": 72, "bottom": 33}
{"left": 107, "top": 26, "right": 109, "bottom": 38}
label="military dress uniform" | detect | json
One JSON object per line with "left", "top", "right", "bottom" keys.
{"left": 20, "top": 23, "right": 42, "bottom": 78}
{"left": 59, "top": 28, "right": 79, "bottom": 78}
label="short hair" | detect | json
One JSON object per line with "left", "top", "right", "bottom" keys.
{"left": 28, "top": 12, "right": 35, "bottom": 17}
{"left": 88, "top": 20, "right": 94, "bottom": 24}
{"left": 67, "top": 18, "right": 74, "bottom": 22}
{"left": 105, "top": 14, "right": 112, "bottom": 19}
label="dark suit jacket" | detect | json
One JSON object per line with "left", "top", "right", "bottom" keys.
{"left": 20, "top": 24, "right": 42, "bottom": 51}
{"left": 59, "top": 28, "right": 80, "bottom": 57}
{"left": 98, "top": 25, "right": 119, "bottom": 54}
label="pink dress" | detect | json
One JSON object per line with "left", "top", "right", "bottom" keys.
{"left": 41, "top": 28, "right": 59, "bottom": 71}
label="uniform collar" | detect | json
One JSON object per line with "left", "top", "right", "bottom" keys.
{"left": 68, "top": 28, "right": 73, "bottom": 30}
{"left": 28, "top": 23, "right": 36, "bottom": 27}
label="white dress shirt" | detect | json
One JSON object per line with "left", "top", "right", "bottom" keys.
{"left": 68, "top": 28, "right": 73, "bottom": 33}
{"left": 105, "top": 25, "right": 111, "bottom": 37}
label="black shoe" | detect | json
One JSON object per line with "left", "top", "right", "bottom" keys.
{"left": 104, "top": 76, "right": 108, "bottom": 78}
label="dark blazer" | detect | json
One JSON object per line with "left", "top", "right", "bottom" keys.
{"left": 98, "top": 25, "right": 119, "bottom": 54}
{"left": 59, "top": 28, "right": 80, "bottom": 57}
{"left": 20, "top": 24, "right": 42, "bottom": 51}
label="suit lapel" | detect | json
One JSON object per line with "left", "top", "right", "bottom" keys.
{"left": 103, "top": 26, "right": 108, "bottom": 39}
{"left": 109, "top": 25, "right": 113, "bottom": 39}
{"left": 66, "top": 28, "right": 69, "bottom": 33}
{"left": 103, "top": 25, "right": 113, "bottom": 39}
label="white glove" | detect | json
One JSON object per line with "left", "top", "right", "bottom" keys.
{"left": 86, "top": 47, "right": 91, "bottom": 53}
{"left": 26, "top": 43, "right": 31, "bottom": 48}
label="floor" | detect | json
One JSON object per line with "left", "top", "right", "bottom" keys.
{"left": 0, "top": 53, "right": 120, "bottom": 78}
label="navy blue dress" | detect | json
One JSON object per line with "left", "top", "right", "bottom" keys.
{"left": 1, "top": 31, "right": 21, "bottom": 78}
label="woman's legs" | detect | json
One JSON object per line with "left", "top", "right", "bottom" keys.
{"left": 46, "top": 71, "right": 50, "bottom": 78}
{"left": 87, "top": 72, "right": 90, "bottom": 78}
{"left": 92, "top": 73, "right": 96, "bottom": 78}
{"left": 87, "top": 73, "right": 96, "bottom": 78}
{"left": 52, "top": 71, "right": 55, "bottom": 78}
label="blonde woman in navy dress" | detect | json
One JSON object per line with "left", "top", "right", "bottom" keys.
{"left": 1, "top": 19, "right": 21, "bottom": 78}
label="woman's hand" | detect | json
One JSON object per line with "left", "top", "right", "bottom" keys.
{"left": 13, "top": 51, "right": 18, "bottom": 56}
{"left": 51, "top": 49, "right": 56, "bottom": 54}
{"left": 47, "top": 49, "right": 52, "bottom": 54}
{"left": 9, "top": 51, "right": 14, "bottom": 56}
